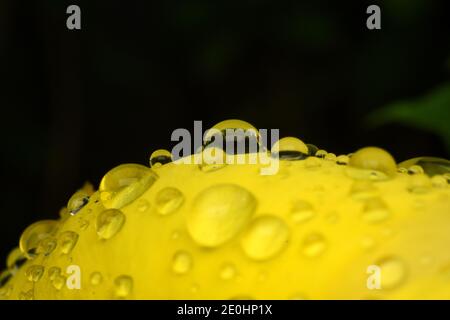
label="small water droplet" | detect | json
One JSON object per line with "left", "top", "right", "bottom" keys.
{"left": 362, "top": 198, "right": 391, "bottom": 224}
{"left": 241, "top": 215, "right": 290, "bottom": 261}
{"left": 315, "top": 150, "right": 327, "bottom": 159}
{"left": 96, "top": 209, "right": 126, "bottom": 240}
{"left": 90, "top": 272, "right": 103, "bottom": 286}
{"left": 306, "top": 144, "right": 319, "bottom": 157}
{"left": 304, "top": 156, "right": 321, "bottom": 168}
{"left": 349, "top": 147, "right": 396, "bottom": 177}
{"left": 59, "top": 231, "right": 79, "bottom": 254}
{"left": 48, "top": 267, "right": 61, "bottom": 281}
{"left": 187, "top": 184, "right": 256, "bottom": 247}
{"left": 324, "top": 153, "right": 336, "bottom": 161}
{"left": 198, "top": 147, "right": 227, "bottom": 172}
{"left": 431, "top": 175, "right": 448, "bottom": 188}
{"left": 408, "top": 174, "right": 432, "bottom": 194}
{"left": 19, "top": 220, "right": 58, "bottom": 259}
{"left": 52, "top": 275, "right": 66, "bottom": 290}
{"left": 37, "top": 237, "right": 57, "bottom": 256}
{"left": 114, "top": 275, "right": 133, "bottom": 299}
{"left": 155, "top": 187, "right": 184, "bottom": 215}
{"left": 271, "top": 137, "right": 308, "bottom": 160}
{"left": 78, "top": 218, "right": 90, "bottom": 231}
{"left": 377, "top": 257, "right": 407, "bottom": 290}
{"left": 67, "top": 190, "right": 90, "bottom": 215}
{"left": 149, "top": 149, "right": 172, "bottom": 168}
{"left": 408, "top": 165, "right": 424, "bottom": 175}
{"left": 26, "top": 265, "right": 45, "bottom": 282}
{"left": 336, "top": 155, "right": 349, "bottom": 165}
{"left": 99, "top": 164, "right": 158, "bottom": 209}
{"left": 290, "top": 200, "right": 316, "bottom": 224}
{"left": 136, "top": 199, "right": 150, "bottom": 212}
{"left": 219, "top": 263, "right": 237, "bottom": 280}
{"left": 172, "top": 251, "right": 193, "bottom": 275}
{"left": 301, "top": 233, "right": 327, "bottom": 258}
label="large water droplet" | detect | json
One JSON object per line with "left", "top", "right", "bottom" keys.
{"left": 25, "top": 265, "right": 45, "bottom": 282}
{"left": 114, "top": 275, "right": 133, "bottom": 299}
{"left": 96, "top": 209, "right": 126, "bottom": 240}
{"left": 59, "top": 231, "right": 79, "bottom": 254}
{"left": 271, "top": 137, "right": 308, "bottom": 160}
{"left": 99, "top": 164, "right": 158, "bottom": 209}
{"left": 172, "top": 251, "right": 193, "bottom": 275}
{"left": 149, "top": 149, "right": 172, "bottom": 168}
{"left": 187, "top": 184, "right": 256, "bottom": 247}
{"left": 19, "top": 220, "right": 58, "bottom": 259}
{"left": 349, "top": 147, "right": 396, "bottom": 177}
{"left": 301, "top": 233, "right": 327, "bottom": 258}
{"left": 377, "top": 257, "right": 407, "bottom": 290}
{"left": 90, "top": 272, "right": 103, "bottom": 286}
{"left": 155, "top": 187, "right": 184, "bottom": 215}
{"left": 290, "top": 200, "right": 316, "bottom": 224}
{"left": 362, "top": 198, "right": 391, "bottom": 224}
{"left": 67, "top": 190, "right": 90, "bottom": 215}
{"left": 241, "top": 215, "right": 290, "bottom": 261}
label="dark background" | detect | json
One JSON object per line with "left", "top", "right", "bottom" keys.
{"left": 1, "top": 0, "right": 449, "bottom": 262}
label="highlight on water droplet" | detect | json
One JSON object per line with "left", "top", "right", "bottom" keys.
{"left": 58, "top": 231, "right": 79, "bottom": 254}
{"left": 172, "top": 251, "right": 193, "bottom": 275}
{"left": 361, "top": 198, "right": 391, "bottom": 224}
{"left": 25, "top": 265, "right": 45, "bottom": 282}
{"left": 114, "top": 275, "right": 133, "bottom": 299}
{"left": 301, "top": 233, "right": 327, "bottom": 258}
{"left": 99, "top": 163, "right": 158, "bottom": 209}
{"left": 241, "top": 215, "right": 290, "bottom": 261}
{"left": 271, "top": 137, "right": 308, "bottom": 160}
{"left": 187, "top": 184, "right": 256, "bottom": 247}
{"left": 155, "top": 187, "right": 184, "bottom": 215}
{"left": 96, "top": 209, "right": 126, "bottom": 240}
{"left": 376, "top": 256, "right": 407, "bottom": 290}
{"left": 290, "top": 200, "right": 316, "bottom": 224}
{"left": 149, "top": 149, "right": 172, "bottom": 168}
{"left": 19, "top": 220, "right": 58, "bottom": 259}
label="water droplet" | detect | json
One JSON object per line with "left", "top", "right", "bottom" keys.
{"left": 306, "top": 144, "right": 319, "bottom": 157}
{"left": 172, "top": 251, "right": 193, "bottom": 275}
{"left": 431, "top": 175, "right": 448, "bottom": 188}
{"left": 96, "top": 209, "right": 126, "bottom": 240}
{"left": 149, "top": 149, "right": 172, "bottom": 168}
{"left": 271, "top": 137, "right": 308, "bottom": 160}
{"left": 362, "top": 198, "right": 391, "bottom": 224}
{"left": 36, "top": 237, "right": 57, "bottom": 256}
{"left": 155, "top": 187, "right": 184, "bottom": 215}
{"left": 397, "top": 167, "right": 408, "bottom": 174}
{"left": 19, "top": 289, "right": 34, "bottom": 300}
{"left": 241, "top": 215, "right": 290, "bottom": 261}
{"left": 219, "top": 263, "right": 237, "bottom": 280}
{"left": 408, "top": 174, "right": 432, "bottom": 194}
{"left": 67, "top": 190, "right": 90, "bottom": 215}
{"left": 59, "top": 231, "right": 79, "bottom": 254}
{"left": 114, "top": 275, "right": 133, "bottom": 299}
{"left": 78, "top": 218, "right": 90, "bottom": 230}
{"left": 52, "top": 274, "right": 66, "bottom": 290}
{"left": 408, "top": 165, "right": 424, "bottom": 175}
{"left": 199, "top": 147, "right": 227, "bottom": 172}
{"left": 48, "top": 267, "right": 61, "bottom": 281}
{"left": 336, "top": 155, "right": 349, "bottom": 165}
{"left": 25, "top": 265, "right": 45, "bottom": 282}
{"left": 90, "top": 272, "right": 103, "bottom": 286}
{"left": 324, "top": 153, "right": 336, "bottom": 161}
{"left": 19, "top": 220, "right": 58, "bottom": 259}
{"left": 349, "top": 147, "right": 396, "bottom": 177}
{"left": 99, "top": 164, "right": 158, "bottom": 209}
{"left": 6, "top": 247, "right": 25, "bottom": 270}
{"left": 315, "top": 150, "right": 327, "bottom": 159}
{"left": 399, "top": 157, "right": 450, "bottom": 176}
{"left": 377, "top": 257, "right": 407, "bottom": 290}
{"left": 290, "top": 200, "right": 316, "bottom": 224}
{"left": 301, "top": 233, "right": 327, "bottom": 258}
{"left": 187, "top": 184, "right": 256, "bottom": 247}
{"left": 136, "top": 199, "right": 150, "bottom": 212}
